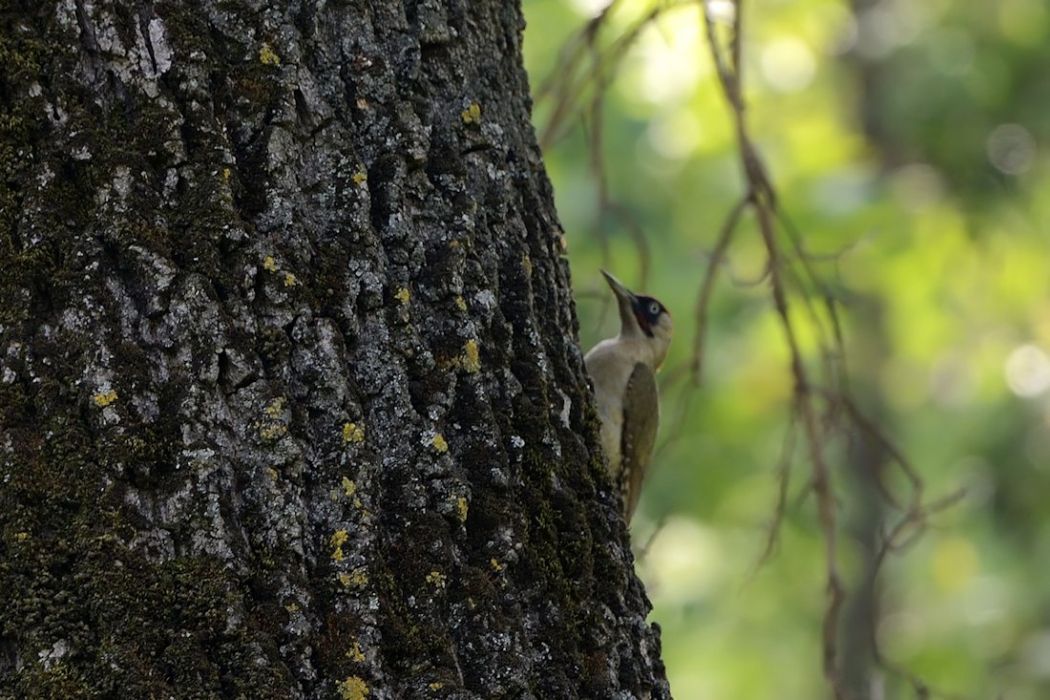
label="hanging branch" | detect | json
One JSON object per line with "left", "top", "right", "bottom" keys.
{"left": 536, "top": 1, "right": 967, "bottom": 696}
{"left": 698, "top": 5, "right": 846, "bottom": 692}
{"left": 697, "top": 2, "right": 969, "bottom": 697}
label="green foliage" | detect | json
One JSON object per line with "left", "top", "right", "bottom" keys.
{"left": 524, "top": 0, "right": 1050, "bottom": 697}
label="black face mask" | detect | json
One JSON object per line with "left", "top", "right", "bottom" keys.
{"left": 632, "top": 295, "right": 666, "bottom": 337}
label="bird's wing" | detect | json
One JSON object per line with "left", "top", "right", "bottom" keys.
{"left": 620, "top": 362, "right": 659, "bottom": 521}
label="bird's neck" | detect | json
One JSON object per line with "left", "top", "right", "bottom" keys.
{"left": 615, "top": 332, "right": 666, "bottom": 370}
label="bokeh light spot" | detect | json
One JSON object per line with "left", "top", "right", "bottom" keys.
{"left": 647, "top": 108, "right": 703, "bottom": 160}
{"left": 932, "top": 536, "right": 978, "bottom": 593}
{"left": 889, "top": 163, "right": 945, "bottom": 211}
{"left": 760, "top": 37, "right": 816, "bottom": 93}
{"left": 986, "top": 123, "right": 1037, "bottom": 175}
{"left": 855, "top": 0, "right": 926, "bottom": 59}
{"left": 568, "top": 0, "right": 613, "bottom": 16}
{"left": 1004, "top": 344, "right": 1050, "bottom": 397}
{"left": 706, "top": 0, "right": 735, "bottom": 24}
{"left": 998, "top": 0, "right": 1049, "bottom": 46}
{"left": 639, "top": 516, "right": 722, "bottom": 605}
{"left": 633, "top": 9, "right": 704, "bottom": 105}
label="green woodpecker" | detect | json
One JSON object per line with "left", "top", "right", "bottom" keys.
{"left": 584, "top": 270, "right": 672, "bottom": 522}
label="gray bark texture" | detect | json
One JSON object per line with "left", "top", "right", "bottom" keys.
{"left": 0, "top": 1, "right": 669, "bottom": 698}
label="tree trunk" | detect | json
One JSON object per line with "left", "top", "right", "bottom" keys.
{"left": 0, "top": 2, "right": 668, "bottom": 698}
{"left": 840, "top": 299, "right": 890, "bottom": 700}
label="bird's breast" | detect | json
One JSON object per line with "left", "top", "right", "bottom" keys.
{"left": 584, "top": 340, "right": 641, "bottom": 475}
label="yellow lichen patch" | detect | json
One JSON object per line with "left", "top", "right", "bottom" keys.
{"left": 460, "top": 101, "right": 481, "bottom": 125}
{"left": 462, "top": 339, "right": 480, "bottom": 373}
{"left": 283, "top": 272, "right": 297, "bottom": 287}
{"left": 431, "top": 433, "right": 448, "bottom": 453}
{"left": 352, "top": 171, "right": 367, "bottom": 185}
{"left": 394, "top": 287, "right": 410, "bottom": 304}
{"left": 342, "top": 422, "right": 365, "bottom": 444}
{"left": 266, "top": 467, "right": 279, "bottom": 481}
{"left": 259, "top": 423, "right": 288, "bottom": 441}
{"left": 455, "top": 496, "right": 468, "bottom": 523}
{"left": 285, "top": 602, "right": 300, "bottom": 613}
{"left": 264, "top": 396, "right": 286, "bottom": 418}
{"left": 337, "top": 676, "right": 369, "bottom": 700}
{"left": 222, "top": 167, "right": 231, "bottom": 182}
{"left": 522, "top": 253, "right": 533, "bottom": 276}
{"left": 93, "top": 390, "right": 118, "bottom": 408}
{"left": 346, "top": 641, "right": 365, "bottom": 663}
{"left": 263, "top": 255, "right": 277, "bottom": 272}
{"left": 454, "top": 295, "right": 467, "bottom": 312}
{"left": 489, "top": 558, "right": 505, "bottom": 573}
{"left": 331, "top": 529, "right": 349, "bottom": 561}
{"left": 259, "top": 42, "right": 281, "bottom": 66}
{"left": 428, "top": 682, "right": 444, "bottom": 691}
{"left": 338, "top": 568, "right": 369, "bottom": 589}
{"left": 14, "top": 532, "right": 29, "bottom": 543}
{"left": 260, "top": 398, "right": 288, "bottom": 440}
{"left": 340, "top": 477, "right": 363, "bottom": 508}
{"left": 425, "top": 570, "right": 447, "bottom": 588}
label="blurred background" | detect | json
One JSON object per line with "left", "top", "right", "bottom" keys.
{"left": 522, "top": 0, "right": 1050, "bottom": 698}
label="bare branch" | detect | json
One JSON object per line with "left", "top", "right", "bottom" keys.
{"left": 750, "top": 410, "right": 799, "bottom": 572}
{"left": 690, "top": 194, "right": 749, "bottom": 384}
{"left": 702, "top": 1, "right": 845, "bottom": 694}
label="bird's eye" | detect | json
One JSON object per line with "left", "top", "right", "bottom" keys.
{"left": 648, "top": 301, "right": 660, "bottom": 316}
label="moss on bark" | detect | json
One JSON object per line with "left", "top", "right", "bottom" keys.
{"left": 0, "top": 1, "right": 668, "bottom": 697}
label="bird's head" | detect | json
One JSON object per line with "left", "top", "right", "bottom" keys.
{"left": 601, "top": 269, "right": 673, "bottom": 369}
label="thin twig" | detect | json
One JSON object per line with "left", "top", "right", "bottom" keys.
{"left": 750, "top": 410, "right": 799, "bottom": 572}
{"left": 702, "top": 1, "right": 846, "bottom": 694}
{"left": 690, "top": 193, "right": 749, "bottom": 383}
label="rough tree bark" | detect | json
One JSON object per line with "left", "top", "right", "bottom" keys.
{"left": 0, "top": 1, "right": 668, "bottom": 698}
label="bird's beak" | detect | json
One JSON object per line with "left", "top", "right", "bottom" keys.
{"left": 600, "top": 269, "right": 639, "bottom": 331}
{"left": 600, "top": 269, "right": 635, "bottom": 303}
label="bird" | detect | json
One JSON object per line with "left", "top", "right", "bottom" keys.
{"left": 584, "top": 269, "right": 672, "bottom": 522}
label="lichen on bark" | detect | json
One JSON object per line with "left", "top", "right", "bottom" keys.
{"left": 0, "top": 1, "right": 669, "bottom": 698}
